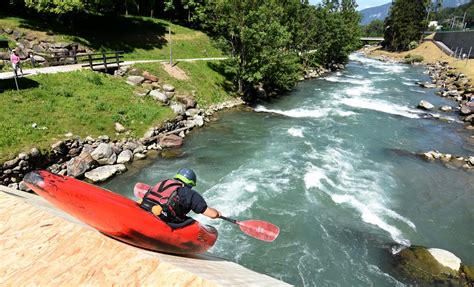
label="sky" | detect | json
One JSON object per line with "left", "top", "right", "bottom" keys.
{"left": 309, "top": 0, "right": 390, "bottom": 10}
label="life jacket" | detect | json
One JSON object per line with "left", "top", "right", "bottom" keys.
{"left": 139, "top": 179, "right": 186, "bottom": 222}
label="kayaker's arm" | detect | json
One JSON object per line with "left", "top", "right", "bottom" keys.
{"left": 202, "top": 207, "right": 221, "bottom": 219}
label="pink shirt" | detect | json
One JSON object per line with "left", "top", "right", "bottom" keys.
{"left": 10, "top": 53, "right": 20, "bottom": 64}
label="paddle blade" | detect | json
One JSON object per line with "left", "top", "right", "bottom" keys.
{"left": 237, "top": 220, "right": 280, "bottom": 242}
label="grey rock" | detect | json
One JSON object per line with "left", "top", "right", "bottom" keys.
{"left": 126, "top": 76, "right": 145, "bottom": 86}
{"left": 18, "top": 152, "right": 29, "bottom": 161}
{"left": 117, "top": 150, "right": 133, "bottom": 164}
{"left": 419, "top": 82, "right": 437, "bottom": 89}
{"left": 8, "top": 183, "right": 19, "bottom": 190}
{"left": 115, "top": 122, "right": 126, "bottom": 133}
{"left": 418, "top": 100, "right": 435, "bottom": 111}
{"left": 18, "top": 181, "right": 32, "bottom": 192}
{"left": 468, "top": 156, "right": 474, "bottom": 166}
{"left": 193, "top": 115, "right": 205, "bottom": 127}
{"left": 149, "top": 90, "right": 168, "bottom": 103}
{"left": 170, "top": 102, "right": 186, "bottom": 115}
{"left": 134, "top": 153, "right": 147, "bottom": 160}
{"left": 123, "top": 141, "right": 139, "bottom": 151}
{"left": 185, "top": 108, "right": 200, "bottom": 117}
{"left": 30, "top": 148, "right": 40, "bottom": 157}
{"left": 3, "top": 158, "right": 19, "bottom": 169}
{"left": 67, "top": 152, "right": 97, "bottom": 178}
{"left": 91, "top": 143, "right": 117, "bottom": 165}
{"left": 440, "top": 106, "right": 452, "bottom": 112}
{"left": 162, "top": 84, "right": 175, "bottom": 92}
{"left": 143, "top": 128, "right": 155, "bottom": 139}
{"left": 460, "top": 104, "right": 473, "bottom": 116}
{"left": 33, "top": 55, "right": 46, "bottom": 62}
{"left": 85, "top": 164, "right": 126, "bottom": 183}
{"left": 164, "top": 91, "right": 175, "bottom": 98}
{"left": 98, "top": 135, "right": 110, "bottom": 142}
{"left": 176, "top": 95, "right": 197, "bottom": 109}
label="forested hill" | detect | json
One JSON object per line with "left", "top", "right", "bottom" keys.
{"left": 360, "top": 0, "right": 471, "bottom": 25}
{"left": 1, "top": 0, "right": 362, "bottom": 101}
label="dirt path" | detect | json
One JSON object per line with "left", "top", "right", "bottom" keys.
{"left": 0, "top": 57, "right": 227, "bottom": 80}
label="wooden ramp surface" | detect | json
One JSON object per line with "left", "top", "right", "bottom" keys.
{"left": 0, "top": 186, "right": 290, "bottom": 286}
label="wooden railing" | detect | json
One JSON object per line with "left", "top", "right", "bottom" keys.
{"left": 81, "top": 51, "right": 124, "bottom": 71}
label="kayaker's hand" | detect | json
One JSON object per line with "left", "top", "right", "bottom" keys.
{"left": 203, "top": 207, "right": 220, "bottom": 219}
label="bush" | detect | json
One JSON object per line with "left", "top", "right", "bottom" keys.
{"left": 408, "top": 41, "right": 419, "bottom": 50}
{"left": 403, "top": 54, "right": 424, "bottom": 64}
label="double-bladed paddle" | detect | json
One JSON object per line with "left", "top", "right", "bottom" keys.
{"left": 220, "top": 216, "right": 280, "bottom": 242}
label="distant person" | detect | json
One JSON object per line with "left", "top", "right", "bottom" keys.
{"left": 138, "top": 168, "right": 221, "bottom": 224}
{"left": 10, "top": 49, "right": 23, "bottom": 77}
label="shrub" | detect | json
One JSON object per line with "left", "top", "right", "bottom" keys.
{"left": 403, "top": 54, "right": 424, "bottom": 64}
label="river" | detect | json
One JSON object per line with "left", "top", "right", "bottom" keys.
{"left": 103, "top": 53, "right": 474, "bottom": 286}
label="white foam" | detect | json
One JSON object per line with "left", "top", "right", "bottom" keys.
{"left": 288, "top": 127, "right": 304, "bottom": 138}
{"left": 254, "top": 105, "right": 330, "bottom": 118}
{"left": 341, "top": 97, "right": 421, "bottom": 119}
{"left": 303, "top": 146, "right": 412, "bottom": 246}
{"left": 325, "top": 75, "right": 372, "bottom": 85}
{"left": 349, "top": 53, "right": 407, "bottom": 74}
{"left": 409, "top": 88, "right": 426, "bottom": 94}
{"left": 402, "top": 81, "right": 416, "bottom": 86}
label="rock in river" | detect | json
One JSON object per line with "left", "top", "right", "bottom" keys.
{"left": 85, "top": 164, "right": 127, "bottom": 183}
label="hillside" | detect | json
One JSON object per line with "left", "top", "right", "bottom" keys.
{"left": 360, "top": 0, "right": 471, "bottom": 25}
{"left": 0, "top": 14, "right": 222, "bottom": 60}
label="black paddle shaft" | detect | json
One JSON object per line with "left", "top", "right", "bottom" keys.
{"left": 220, "top": 216, "right": 237, "bottom": 224}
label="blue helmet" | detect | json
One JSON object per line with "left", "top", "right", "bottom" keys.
{"left": 174, "top": 168, "right": 197, "bottom": 186}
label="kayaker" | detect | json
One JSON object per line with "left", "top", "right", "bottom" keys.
{"left": 139, "top": 168, "right": 221, "bottom": 224}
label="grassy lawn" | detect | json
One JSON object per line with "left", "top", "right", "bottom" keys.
{"left": 133, "top": 61, "right": 234, "bottom": 106}
{"left": 0, "top": 71, "right": 174, "bottom": 162}
{"left": 0, "top": 14, "right": 222, "bottom": 61}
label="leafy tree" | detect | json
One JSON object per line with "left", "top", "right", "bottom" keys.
{"left": 199, "top": 0, "right": 301, "bottom": 99}
{"left": 363, "top": 19, "right": 384, "bottom": 37}
{"left": 383, "top": 0, "right": 430, "bottom": 51}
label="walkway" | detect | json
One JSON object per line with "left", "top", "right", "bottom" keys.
{"left": 0, "top": 57, "right": 228, "bottom": 80}
{"left": 0, "top": 185, "right": 290, "bottom": 286}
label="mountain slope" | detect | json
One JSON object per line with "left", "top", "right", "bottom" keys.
{"left": 360, "top": 0, "right": 471, "bottom": 25}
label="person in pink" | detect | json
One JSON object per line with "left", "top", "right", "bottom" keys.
{"left": 10, "top": 49, "right": 23, "bottom": 77}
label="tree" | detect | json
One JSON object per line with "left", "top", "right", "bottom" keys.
{"left": 363, "top": 19, "right": 384, "bottom": 37}
{"left": 383, "top": 0, "right": 430, "bottom": 51}
{"left": 199, "top": 0, "right": 301, "bottom": 99}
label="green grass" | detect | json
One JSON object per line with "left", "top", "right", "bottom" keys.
{"left": 0, "top": 71, "right": 174, "bottom": 162}
{"left": 0, "top": 14, "right": 223, "bottom": 61}
{"left": 133, "top": 61, "right": 234, "bottom": 106}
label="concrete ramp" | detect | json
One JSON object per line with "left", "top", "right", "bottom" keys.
{"left": 0, "top": 186, "right": 290, "bottom": 286}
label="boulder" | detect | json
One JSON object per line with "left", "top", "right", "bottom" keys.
{"left": 98, "top": 135, "right": 110, "bottom": 142}
{"left": 126, "top": 76, "right": 145, "bottom": 86}
{"left": 32, "top": 55, "right": 46, "bottom": 62}
{"left": 418, "top": 100, "right": 435, "bottom": 111}
{"left": 117, "top": 150, "right": 133, "bottom": 164}
{"left": 30, "top": 148, "right": 40, "bottom": 157}
{"left": 84, "top": 164, "right": 126, "bottom": 183}
{"left": 114, "top": 122, "right": 127, "bottom": 133}
{"left": 185, "top": 108, "right": 200, "bottom": 117}
{"left": 460, "top": 104, "right": 473, "bottom": 116}
{"left": 440, "top": 106, "right": 452, "bottom": 112}
{"left": 468, "top": 156, "right": 474, "bottom": 166}
{"left": 464, "top": 114, "right": 474, "bottom": 123}
{"left": 390, "top": 245, "right": 473, "bottom": 286}
{"left": 159, "top": 134, "right": 183, "bottom": 148}
{"left": 134, "top": 153, "right": 147, "bottom": 160}
{"left": 90, "top": 143, "right": 117, "bottom": 165}
{"left": 143, "top": 71, "right": 158, "bottom": 82}
{"left": 175, "top": 95, "right": 197, "bottom": 109}
{"left": 162, "top": 84, "right": 175, "bottom": 92}
{"left": 66, "top": 152, "right": 97, "bottom": 178}
{"left": 149, "top": 90, "right": 168, "bottom": 103}
{"left": 193, "top": 115, "right": 205, "bottom": 127}
{"left": 170, "top": 102, "right": 186, "bottom": 115}
{"left": 3, "top": 157, "right": 19, "bottom": 169}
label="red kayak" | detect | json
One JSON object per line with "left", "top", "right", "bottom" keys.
{"left": 24, "top": 170, "right": 218, "bottom": 254}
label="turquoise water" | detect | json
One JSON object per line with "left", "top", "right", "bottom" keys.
{"left": 103, "top": 54, "right": 474, "bottom": 286}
